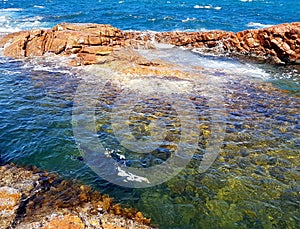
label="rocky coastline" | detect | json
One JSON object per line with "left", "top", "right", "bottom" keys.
{"left": 0, "top": 22, "right": 299, "bottom": 65}
{"left": 0, "top": 23, "right": 299, "bottom": 229}
{"left": 0, "top": 164, "right": 154, "bottom": 229}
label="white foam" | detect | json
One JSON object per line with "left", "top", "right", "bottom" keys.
{"left": 194, "top": 5, "right": 222, "bottom": 10}
{"left": 116, "top": 153, "right": 126, "bottom": 160}
{"left": 191, "top": 49, "right": 270, "bottom": 79}
{"left": 152, "top": 42, "right": 175, "bottom": 49}
{"left": 240, "top": 0, "right": 253, "bottom": 2}
{"left": 247, "top": 22, "right": 274, "bottom": 28}
{"left": 0, "top": 8, "right": 23, "bottom": 12}
{"left": 17, "top": 16, "right": 49, "bottom": 30}
{"left": 37, "top": 63, "right": 72, "bottom": 74}
{"left": 0, "top": 27, "right": 21, "bottom": 33}
{"left": 21, "top": 20, "right": 41, "bottom": 28}
{"left": 163, "top": 16, "right": 174, "bottom": 20}
{"left": 20, "top": 16, "right": 44, "bottom": 22}
{"left": 0, "top": 15, "right": 22, "bottom": 33}
{"left": 0, "top": 15, "right": 7, "bottom": 22}
{"left": 0, "top": 9, "right": 49, "bottom": 32}
{"left": 20, "top": 55, "right": 74, "bottom": 75}
{"left": 33, "top": 5, "right": 45, "bottom": 9}
{"left": 1, "top": 69, "right": 22, "bottom": 75}
{"left": 142, "top": 47, "right": 270, "bottom": 80}
{"left": 117, "top": 166, "right": 150, "bottom": 183}
{"left": 194, "top": 5, "right": 212, "bottom": 9}
{"left": 182, "top": 17, "right": 197, "bottom": 23}
{"left": 198, "top": 28, "right": 209, "bottom": 32}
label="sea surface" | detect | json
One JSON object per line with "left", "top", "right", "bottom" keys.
{"left": 0, "top": 0, "right": 300, "bottom": 32}
{"left": 0, "top": 0, "right": 300, "bottom": 228}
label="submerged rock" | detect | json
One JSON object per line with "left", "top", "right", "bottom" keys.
{"left": 0, "top": 22, "right": 299, "bottom": 65}
{"left": 0, "top": 164, "right": 154, "bottom": 229}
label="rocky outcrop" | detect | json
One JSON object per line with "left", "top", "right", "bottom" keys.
{"left": 0, "top": 23, "right": 154, "bottom": 66}
{"left": 0, "top": 24, "right": 124, "bottom": 65}
{"left": 0, "top": 164, "right": 154, "bottom": 229}
{"left": 155, "top": 22, "right": 300, "bottom": 64}
{"left": 0, "top": 22, "right": 299, "bottom": 65}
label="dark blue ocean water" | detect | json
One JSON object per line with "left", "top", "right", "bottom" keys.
{"left": 1, "top": 0, "right": 300, "bottom": 33}
{"left": 0, "top": 1, "right": 300, "bottom": 228}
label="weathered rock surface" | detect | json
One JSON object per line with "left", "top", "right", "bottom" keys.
{"left": 0, "top": 22, "right": 299, "bottom": 65}
{"left": 0, "top": 23, "right": 153, "bottom": 66}
{"left": 0, "top": 164, "right": 154, "bottom": 229}
{"left": 155, "top": 22, "right": 300, "bottom": 64}
{"left": 0, "top": 187, "right": 22, "bottom": 228}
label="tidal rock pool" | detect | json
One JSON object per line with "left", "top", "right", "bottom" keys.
{"left": 0, "top": 47, "right": 299, "bottom": 228}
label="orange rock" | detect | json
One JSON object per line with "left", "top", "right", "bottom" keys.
{"left": 0, "top": 165, "right": 154, "bottom": 229}
{"left": 112, "top": 204, "right": 122, "bottom": 215}
{"left": 26, "top": 35, "right": 46, "bottom": 57}
{"left": 136, "top": 211, "right": 143, "bottom": 219}
{"left": 0, "top": 22, "right": 299, "bottom": 64}
{"left": 0, "top": 187, "right": 22, "bottom": 228}
{"left": 75, "top": 53, "right": 110, "bottom": 65}
{"left": 81, "top": 46, "right": 113, "bottom": 55}
{"left": 88, "top": 35, "right": 102, "bottom": 45}
{"left": 45, "top": 31, "right": 68, "bottom": 54}
{"left": 0, "top": 31, "right": 25, "bottom": 47}
{"left": 41, "top": 214, "right": 85, "bottom": 229}
{"left": 102, "top": 225, "right": 126, "bottom": 229}
{"left": 2, "top": 31, "right": 30, "bottom": 58}
{"left": 101, "top": 213, "right": 152, "bottom": 229}
{"left": 101, "top": 195, "right": 114, "bottom": 211}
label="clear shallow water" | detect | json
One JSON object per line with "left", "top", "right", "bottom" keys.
{"left": 0, "top": 49, "right": 299, "bottom": 228}
{"left": 0, "top": 0, "right": 300, "bottom": 228}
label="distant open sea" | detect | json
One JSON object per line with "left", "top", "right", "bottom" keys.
{"left": 1, "top": 0, "right": 300, "bottom": 33}
{"left": 1, "top": 1, "right": 300, "bottom": 229}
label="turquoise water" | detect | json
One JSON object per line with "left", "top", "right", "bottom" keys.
{"left": 0, "top": 0, "right": 300, "bottom": 228}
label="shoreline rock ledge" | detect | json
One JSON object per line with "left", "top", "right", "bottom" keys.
{"left": 0, "top": 164, "right": 155, "bottom": 229}
{"left": 0, "top": 22, "right": 299, "bottom": 65}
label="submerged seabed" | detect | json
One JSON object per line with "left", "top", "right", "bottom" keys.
{"left": 0, "top": 46, "right": 299, "bottom": 228}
